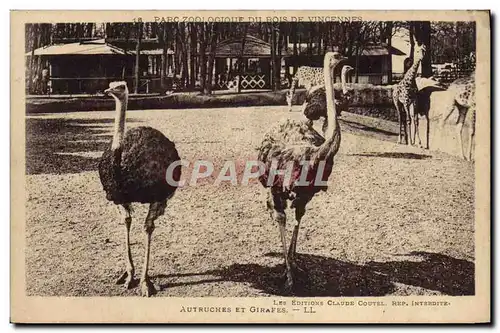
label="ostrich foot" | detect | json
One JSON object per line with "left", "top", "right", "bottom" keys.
{"left": 291, "top": 261, "right": 306, "bottom": 276}
{"left": 116, "top": 271, "right": 135, "bottom": 289}
{"left": 282, "top": 273, "right": 294, "bottom": 294}
{"left": 140, "top": 277, "right": 157, "bottom": 297}
{"left": 281, "top": 261, "right": 305, "bottom": 279}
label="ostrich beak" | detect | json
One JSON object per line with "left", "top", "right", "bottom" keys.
{"left": 104, "top": 87, "right": 113, "bottom": 96}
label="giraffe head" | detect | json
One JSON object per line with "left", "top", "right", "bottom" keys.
{"left": 414, "top": 43, "right": 427, "bottom": 62}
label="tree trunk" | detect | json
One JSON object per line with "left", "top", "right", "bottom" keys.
{"left": 29, "top": 24, "right": 37, "bottom": 93}
{"left": 409, "top": 22, "right": 415, "bottom": 60}
{"left": 205, "top": 23, "right": 219, "bottom": 94}
{"left": 199, "top": 23, "right": 208, "bottom": 93}
{"left": 414, "top": 21, "right": 432, "bottom": 77}
{"left": 134, "top": 21, "right": 142, "bottom": 94}
{"left": 355, "top": 47, "right": 360, "bottom": 83}
{"left": 188, "top": 24, "right": 197, "bottom": 89}
{"left": 276, "top": 26, "right": 283, "bottom": 90}
{"left": 270, "top": 24, "right": 279, "bottom": 91}
{"left": 236, "top": 24, "right": 248, "bottom": 93}
{"left": 317, "top": 24, "right": 322, "bottom": 55}
{"left": 160, "top": 22, "right": 167, "bottom": 89}
{"left": 386, "top": 22, "right": 393, "bottom": 83}
{"left": 307, "top": 23, "right": 313, "bottom": 56}
{"left": 291, "top": 23, "right": 298, "bottom": 75}
{"left": 180, "top": 24, "right": 188, "bottom": 88}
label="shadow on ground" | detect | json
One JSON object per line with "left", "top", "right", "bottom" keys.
{"left": 364, "top": 251, "right": 475, "bottom": 296}
{"left": 349, "top": 152, "right": 432, "bottom": 160}
{"left": 155, "top": 251, "right": 473, "bottom": 297}
{"left": 25, "top": 117, "right": 141, "bottom": 175}
{"left": 339, "top": 118, "right": 399, "bottom": 143}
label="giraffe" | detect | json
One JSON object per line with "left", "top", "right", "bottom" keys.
{"left": 286, "top": 66, "right": 324, "bottom": 112}
{"left": 392, "top": 43, "right": 426, "bottom": 146}
{"left": 288, "top": 65, "right": 353, "bottom": 115}
{"left": 440, "top": 72, "right": 476, "bottom": 161}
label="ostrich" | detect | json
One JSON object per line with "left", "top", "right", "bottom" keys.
{"left": 302, "top": 65, "right": 355, "bottom": 134}
{"left": 257, "top": 52, "right": 347, "bottom": 291}
{"left": 98, "top": 81, "right": 181, "bottom": 297}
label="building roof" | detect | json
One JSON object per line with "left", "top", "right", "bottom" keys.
{"left": 27, "top": 38, "right": 175, "bottom": 57}
{"left": 361, "top": 45, "right": 406, "bottom": 56}
{"left": 213, "top": 35, "right": 290, "bottom": 58}
{"left": 287, "top": 44, "right": 406, "bottom": 57}
{"left": 26, "top": 39, "right": 127, "bottom": 56}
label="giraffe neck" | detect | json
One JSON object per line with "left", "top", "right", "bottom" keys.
{"left": 403, "top": 58, "right": 422, "bottom": 86}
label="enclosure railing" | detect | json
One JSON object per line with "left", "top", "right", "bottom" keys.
{"left": 28, "top": 76, "right": 170, "bottom": 95}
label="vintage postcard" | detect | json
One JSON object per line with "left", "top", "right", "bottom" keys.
{"left": 11, "top": 10, "right": 490, "bottom": 323}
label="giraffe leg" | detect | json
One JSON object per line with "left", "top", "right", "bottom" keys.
{"left": 268, "top": 190, "right": 293, "bottom": 292}
{"left": 425, "top": 113, "right": 430, "bottom": 150}
{"left": 410, "top": 103, "right": 422, "bottom": 147}
{"left": 400, "top": 110, "right": 407, "bottom": 145}
{"left": 140, "top": 201, "right": 167, "bottom": 297}
{"left": 453, "top": 107, "right": 468, "bottom": 160}
{"left": 403, "top": 103, "right": 412, "bottom": 145}
{"left": 116, "top": 203, "right": 135, "bottom": 289}
{"left": 454, "top": 114, "right": 466, "bottom": 161}
{"left": 440, "top": 98, "right": 457, "bottom": 129}
{"left": 394, "top": 100, "right": 404, "bottom": 144}
{"left": 467, "top": 110, "right": 476, "bottom": 161}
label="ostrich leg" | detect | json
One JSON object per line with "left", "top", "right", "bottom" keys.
{"left": 288, "top": 78, "right": 298, "bottom": 112}
{"left": 288, "top": 200, "right": 309, "bottom": 261}
{"left": 268, "top": 190, "right": 293, "bottom": 291}
{"left": 140, "top": 201, "right": 167, "bottom": 297}
{"left": 116, "top": 203, "right": 135, "bottom": 289}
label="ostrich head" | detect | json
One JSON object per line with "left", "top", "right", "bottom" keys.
{"left": 341, "top": 65, "right": 354, "bottom": 95}
{"left": 105, "top": 81, "right": 129, "bottom": 101}
{"left": 323, "top": 52, "right": 347, "bottom": 106}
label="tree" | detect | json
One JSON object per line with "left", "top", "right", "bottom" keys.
{"left": 159, "top": 22, "right": 168, "bottom": 89}
{"left": 198, "top": 23, "right": 208, "bottom": 92}
{"left": 236, "top": 23, "right": 249, "bottom": 93}
{"left": 413, "top": 21, "right": 432, "bottom": 77}
{"left": 270, "top": 23, "right": 279, "bottom": 91}
{"left": 381, "top": 21, "right": 394, "bottom": 83}
{"left": 188, "top": 24, "right": 197, "bottom": 89}
{"left": 134, "top": 21, "right": 143, "bottom": 94}
{"left": 205, "top": 23, "right": 220, "bottom": 94}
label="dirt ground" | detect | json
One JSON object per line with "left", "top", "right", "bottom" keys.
{"left": 25, "top": 106, "right": 475, "bottom": 297}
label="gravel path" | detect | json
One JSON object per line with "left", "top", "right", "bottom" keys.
{"left": 25, "top": 106, "right": 475, "bottom": 297}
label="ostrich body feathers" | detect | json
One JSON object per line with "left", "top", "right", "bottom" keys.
{"left": 257, "top": 119, "right": 337, "bottom": 204}
{"left": 99, "top": 126, "right": 181, "bottom": 204}
{"left": 303, "top": 86, "right": 352, "bottom": 121}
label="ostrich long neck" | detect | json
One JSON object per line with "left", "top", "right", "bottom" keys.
{"left": 111, "top": 94, "right": 128, "bottom": 150}
{"left": 315, "top": 57, "right": 340, "bottom": 161}
{"left": 341, "top": 67, "right": 349, "bottom": 95}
